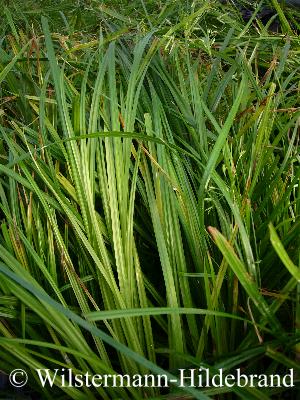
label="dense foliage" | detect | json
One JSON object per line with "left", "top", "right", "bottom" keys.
{"left": 0, "top": 1, "right": 299, "bottom": 398}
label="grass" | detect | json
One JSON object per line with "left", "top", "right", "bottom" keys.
{"left": 0, "top": 0, "right": 299, "bottom": 398}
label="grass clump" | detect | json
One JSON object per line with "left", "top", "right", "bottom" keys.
{"left": 0, "top": 1, "right": 299, "bottom": 398}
